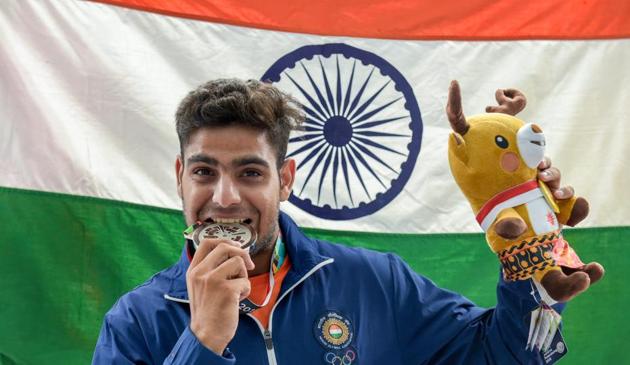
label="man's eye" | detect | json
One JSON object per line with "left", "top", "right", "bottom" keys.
{"left": 193, "top": 168, "right": 212, "bottom": 176}
{"left": 243, "top": 170, "right": 262, "bottom": 177}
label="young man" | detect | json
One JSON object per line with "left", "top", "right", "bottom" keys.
{"left": 93, "top": 78, "right": 578, "bottom": 364}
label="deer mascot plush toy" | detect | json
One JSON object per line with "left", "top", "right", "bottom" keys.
{"left": 446, "top": 80, "right": 604, "bottom": 302}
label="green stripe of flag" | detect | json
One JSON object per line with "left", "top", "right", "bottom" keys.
{"left": 0, "top": 187, "right": 626, "bottom": 364}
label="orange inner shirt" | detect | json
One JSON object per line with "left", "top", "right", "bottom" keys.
{"left": 247, "top": 256, "right": 292, "bottom": 329}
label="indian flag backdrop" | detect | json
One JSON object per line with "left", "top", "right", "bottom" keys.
{"left": 1, "top": 0, "right": 628, "bottom": 363}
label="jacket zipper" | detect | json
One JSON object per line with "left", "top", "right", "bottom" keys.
{"left": 247, "top": 258, "right": 334, "bottom": 365}
{"left": 263, "top": 329, "right": 274, "bottom": 350}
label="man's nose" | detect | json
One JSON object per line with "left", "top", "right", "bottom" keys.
{"left": 212, "top": 175, "right": 241, "bottom": 207}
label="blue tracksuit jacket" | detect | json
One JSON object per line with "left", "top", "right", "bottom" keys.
{"left": 93, "top": 211, "right": 558, "bottom": 364}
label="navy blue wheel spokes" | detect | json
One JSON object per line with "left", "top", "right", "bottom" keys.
{"left": 262, "top": 44, "right": 423, "bottom": 220}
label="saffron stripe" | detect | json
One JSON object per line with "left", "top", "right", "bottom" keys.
{"left": 89, "top": 0, "right": 630, "bottom": 40}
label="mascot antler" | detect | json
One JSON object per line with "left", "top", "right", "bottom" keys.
{"left": 447, "top": 80, "right": 527, "bottom": 135}
{"left": 485, "top": 88, "right": 527, "bottom": 116}
{"left": 446, "top": 80, "right": 470, "bottom": 135}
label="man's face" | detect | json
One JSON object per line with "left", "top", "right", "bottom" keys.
{"left": 175, "top": 125, "right": 295, "bottom": 256}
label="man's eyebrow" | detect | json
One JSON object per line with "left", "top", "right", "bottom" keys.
{"left": 232, "top": 156, "right": 270, "bottom": 168}
{"left": 186, "top": 154, "right": 218, "bottom": 166}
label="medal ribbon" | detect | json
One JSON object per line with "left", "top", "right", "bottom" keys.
{"left": 238, "top": 235, "right": 286, "bottom": 314}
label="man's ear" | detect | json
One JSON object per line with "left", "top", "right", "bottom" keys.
{"left": 175, "top": 155, "right": 184, "bottom": 199}
{"left": 279, "top": 158, "right": 296, "bottom": 201}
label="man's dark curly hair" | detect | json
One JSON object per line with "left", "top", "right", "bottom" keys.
{"left": 175, "top": 78, "right": 304, "bottom": 168}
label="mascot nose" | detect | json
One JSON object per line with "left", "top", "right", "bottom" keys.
{"left": 517, "top": 123, "right": 546, "bottom": 168}
{"left": 531, "top": 123, "right": 543, "bottom": 133}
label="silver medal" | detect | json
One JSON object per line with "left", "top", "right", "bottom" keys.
{"left": 185, "top": 221, "right": 257, "bottom": 251}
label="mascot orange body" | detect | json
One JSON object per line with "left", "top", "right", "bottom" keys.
{"left": 446, "top": 81, "right": 604, "bottom": 302}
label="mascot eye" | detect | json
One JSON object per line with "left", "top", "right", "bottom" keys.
{"left": 495, "top": 135, "right": 509, "bottom": 149}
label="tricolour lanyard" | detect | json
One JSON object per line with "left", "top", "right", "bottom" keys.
{"left": 238, "top": 236, "right": 286, "bottom": 314}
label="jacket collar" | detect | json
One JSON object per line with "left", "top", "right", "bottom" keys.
{"left": 163, "top": 245, "right": 192, "bottom": 302}
{"left": 164, "top": 211, "right": 332, "bottom": 302}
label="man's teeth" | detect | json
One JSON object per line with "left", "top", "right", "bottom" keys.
{"left": 213, "top": 218, "right": 247, "bottom": 224}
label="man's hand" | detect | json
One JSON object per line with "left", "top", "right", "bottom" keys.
{"left": 186, "top": 239, "right": 255, "bottom": 355}
{"left": 537, "top": 156, "right": 574, "bottom": 200}
{"left": 537, "top": 156, "right": 589, "bottom": 226}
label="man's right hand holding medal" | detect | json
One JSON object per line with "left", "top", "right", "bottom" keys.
{"left": 186, "top": 238, "right": 255, "bottom": 355}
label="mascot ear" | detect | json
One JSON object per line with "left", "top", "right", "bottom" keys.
{"left": 448, "top": 132, "right": 468, "bottom": 165}
{"left": 451, "top": 132, "right": 464, "bottom": 146}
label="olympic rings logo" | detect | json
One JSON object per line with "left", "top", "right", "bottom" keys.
{"left": 324, "top": 349, "right": 356, "bottom": 365}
